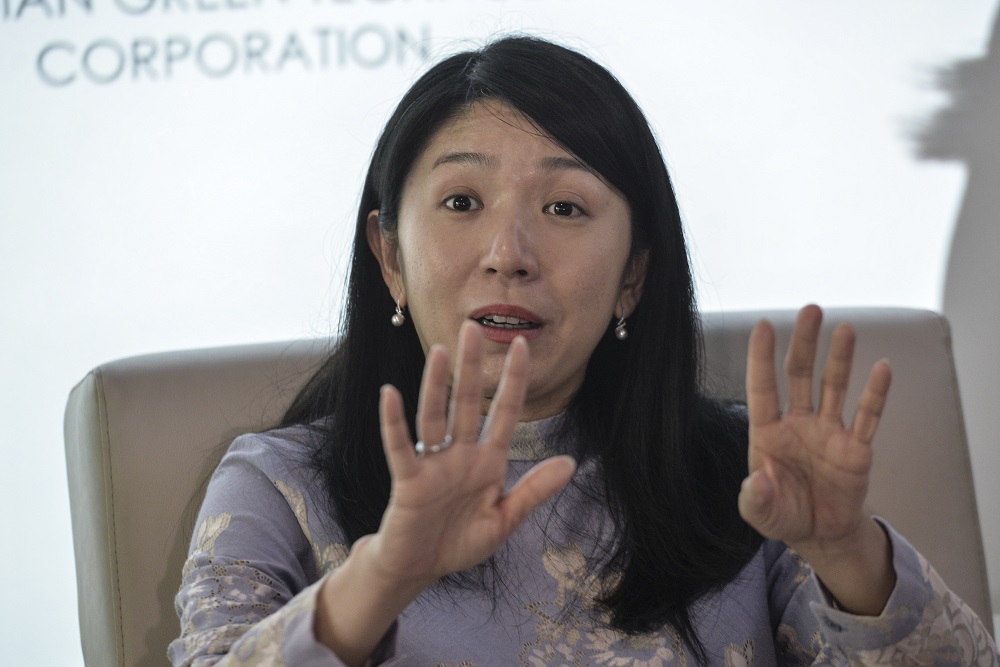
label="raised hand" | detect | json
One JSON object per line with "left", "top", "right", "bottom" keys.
{"left": 316, "top": 321, "right": 576, "bottom": 666}
{"left": 739, "top": 305, "right": 896, "bottom": 614}
{"left": 368, "top": 320, "right": 576, "bottom": 585}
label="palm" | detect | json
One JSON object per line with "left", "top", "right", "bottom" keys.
{"left": 378, "top": 441, "right": 521, "bottom": 578}
{"left": 740, "top": 306, "right": 891, "bottom": 554}
{"left": 748, "top": 412, "right": 872, "bottom": 545}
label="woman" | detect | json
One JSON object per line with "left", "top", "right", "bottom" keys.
{"left": 170, "top": 36, "right": 998, "bottom": 665}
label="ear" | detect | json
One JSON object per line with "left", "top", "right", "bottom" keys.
{"left": 366, "top": 209, "right": 405, "bottom": 304}
{"left": 618, "top": 250, "right": 649, "bottom": 318}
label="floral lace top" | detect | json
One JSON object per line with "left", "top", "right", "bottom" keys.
{"left": 169, "top": 419, "right": 999, "bottom": 666}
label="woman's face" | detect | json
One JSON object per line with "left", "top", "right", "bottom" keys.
{"left": 369, "top": 101, "right": 645, "bottom": 420}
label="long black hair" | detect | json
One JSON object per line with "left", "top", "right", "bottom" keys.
{"left": 282, "top": 35, "right": 762, "bottom": 658}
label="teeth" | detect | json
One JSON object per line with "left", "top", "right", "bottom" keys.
{"left": 479, "top": 314, "right": 535, "bottom": 328}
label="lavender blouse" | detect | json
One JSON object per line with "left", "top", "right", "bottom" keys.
{"left": 169, "top": 418, "right": 999, "bottom": 666}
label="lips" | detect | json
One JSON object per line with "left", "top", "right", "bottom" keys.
{"left": 469, "top": 305, "right": 543, "bottom": 342}
{"left": 470, "top": 305, "right": 542, "bottom": 326}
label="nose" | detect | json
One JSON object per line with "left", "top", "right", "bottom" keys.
{"left": 481, "top": 209, "right": 538, "bottom": 279}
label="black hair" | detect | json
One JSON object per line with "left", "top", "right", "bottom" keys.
{"left": 282, "top": 35, "right": 762, "bottom": 659}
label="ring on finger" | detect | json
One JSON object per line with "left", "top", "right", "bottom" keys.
{"left": 415, "top": 434, "right": 453, "bottom": 458}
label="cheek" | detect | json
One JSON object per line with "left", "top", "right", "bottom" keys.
{"left": 398, "top": 250, "right": 464, "bottom": 354}
{"left": 404, "top": 252, "right": 455, "bottom": 306}
{"left": 572, "top": 246, "right": 631, "bottom": 310}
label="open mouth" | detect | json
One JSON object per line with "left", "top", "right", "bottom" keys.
{"left": 476, "top": 314, "right": 540, "bottom": 330}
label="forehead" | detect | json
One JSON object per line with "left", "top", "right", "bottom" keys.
{"left": 409, "top": 101, "right": 625, "bottom": 202}
{"left": 417, "top": 101, "right": 575, "bottom": 167}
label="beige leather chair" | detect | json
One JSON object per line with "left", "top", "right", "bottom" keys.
{"left": 64, "top": 308, "right": 994, "bottom": 666}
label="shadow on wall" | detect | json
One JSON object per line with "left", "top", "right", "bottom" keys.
{"left": 915, "top": 6, "right": 1000, "bottom": 611}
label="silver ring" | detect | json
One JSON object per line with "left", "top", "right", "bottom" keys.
{"left": 415, "top": 434, "right": 453, "bottom": 457}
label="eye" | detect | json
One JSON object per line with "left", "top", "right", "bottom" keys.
{"left": 443, "top": 194, "right": 482, "bottom": 212}
{"left": 544, "top": 201, "right": 583, "bottom": 217}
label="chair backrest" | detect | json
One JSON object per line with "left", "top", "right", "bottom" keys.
{"left": 63, "top": 308, "right": 993, "bottom": 666}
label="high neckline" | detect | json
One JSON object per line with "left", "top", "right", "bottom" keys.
{"left": 506, "top": 413, "right": 569, "bottom": 461}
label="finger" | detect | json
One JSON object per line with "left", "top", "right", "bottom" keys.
{"left": 746, "top": 319, "right": 782, "bottom": 428}
{"left": 818, "top": 323, "right": 856, "bottom": 422}
{"left": 737, "top": 469, "right": 777, "bottom": 535}
{"left": 482, "top": 336, "right": 530, "bottom": 450}
{"left": 379, "top": 384, "right": 417, "bottom": 480}
{"left": 499, "top": 455, "right": 576, "bottom": 535}
{"left": 784, "top": 305, "right": 823, "bottom": 413}
{"left": 851, "top": 359, "right": 892, "bottom": 444}
{"left": 416, "top": 345, "right": 450, "bottom": 447}
{"left": 448, "top": 321, "right": 485, "bottom": 444}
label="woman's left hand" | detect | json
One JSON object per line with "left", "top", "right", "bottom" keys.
{"left": 739, "top": 304, "right": 896, "bottom": 614}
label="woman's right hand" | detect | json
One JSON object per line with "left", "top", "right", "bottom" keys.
{"left": 370, "top": 319, "right": 577, "bottom": 586}
{"left": 315, "top": 321, "right": 576, "bottom": 665}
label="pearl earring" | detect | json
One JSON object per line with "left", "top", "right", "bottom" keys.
{"left": 614, "top": 315, "right": 628, "bottom": 340}
{"left": 391, "top": 301, "right": 405, "bottom": 327}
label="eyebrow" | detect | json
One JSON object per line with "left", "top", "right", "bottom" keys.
{"left": 431, "top": 152, "right": 499, "bottom": 169}
{"left": 431, "top": 152, "right": 592, "bottom": 174}
{"left": 538, "top": 155, "right": 591, "bottom": 173}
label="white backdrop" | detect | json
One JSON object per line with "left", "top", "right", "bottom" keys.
{"left": 2, "top": 1, "right": 998, "bottom": 663}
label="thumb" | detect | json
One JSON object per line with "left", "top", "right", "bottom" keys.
{"left": 738, "top": 469, "right": 776, "bottom": 531}
{"left": 500, "top": 455, "right": 576, "bottom": 535}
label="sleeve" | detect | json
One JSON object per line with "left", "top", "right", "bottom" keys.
{"left": 767, "top": 519, "right": 999, "bottom": 666}
{"left": 167, "top": 433, "right": 397, "bottom": 667}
